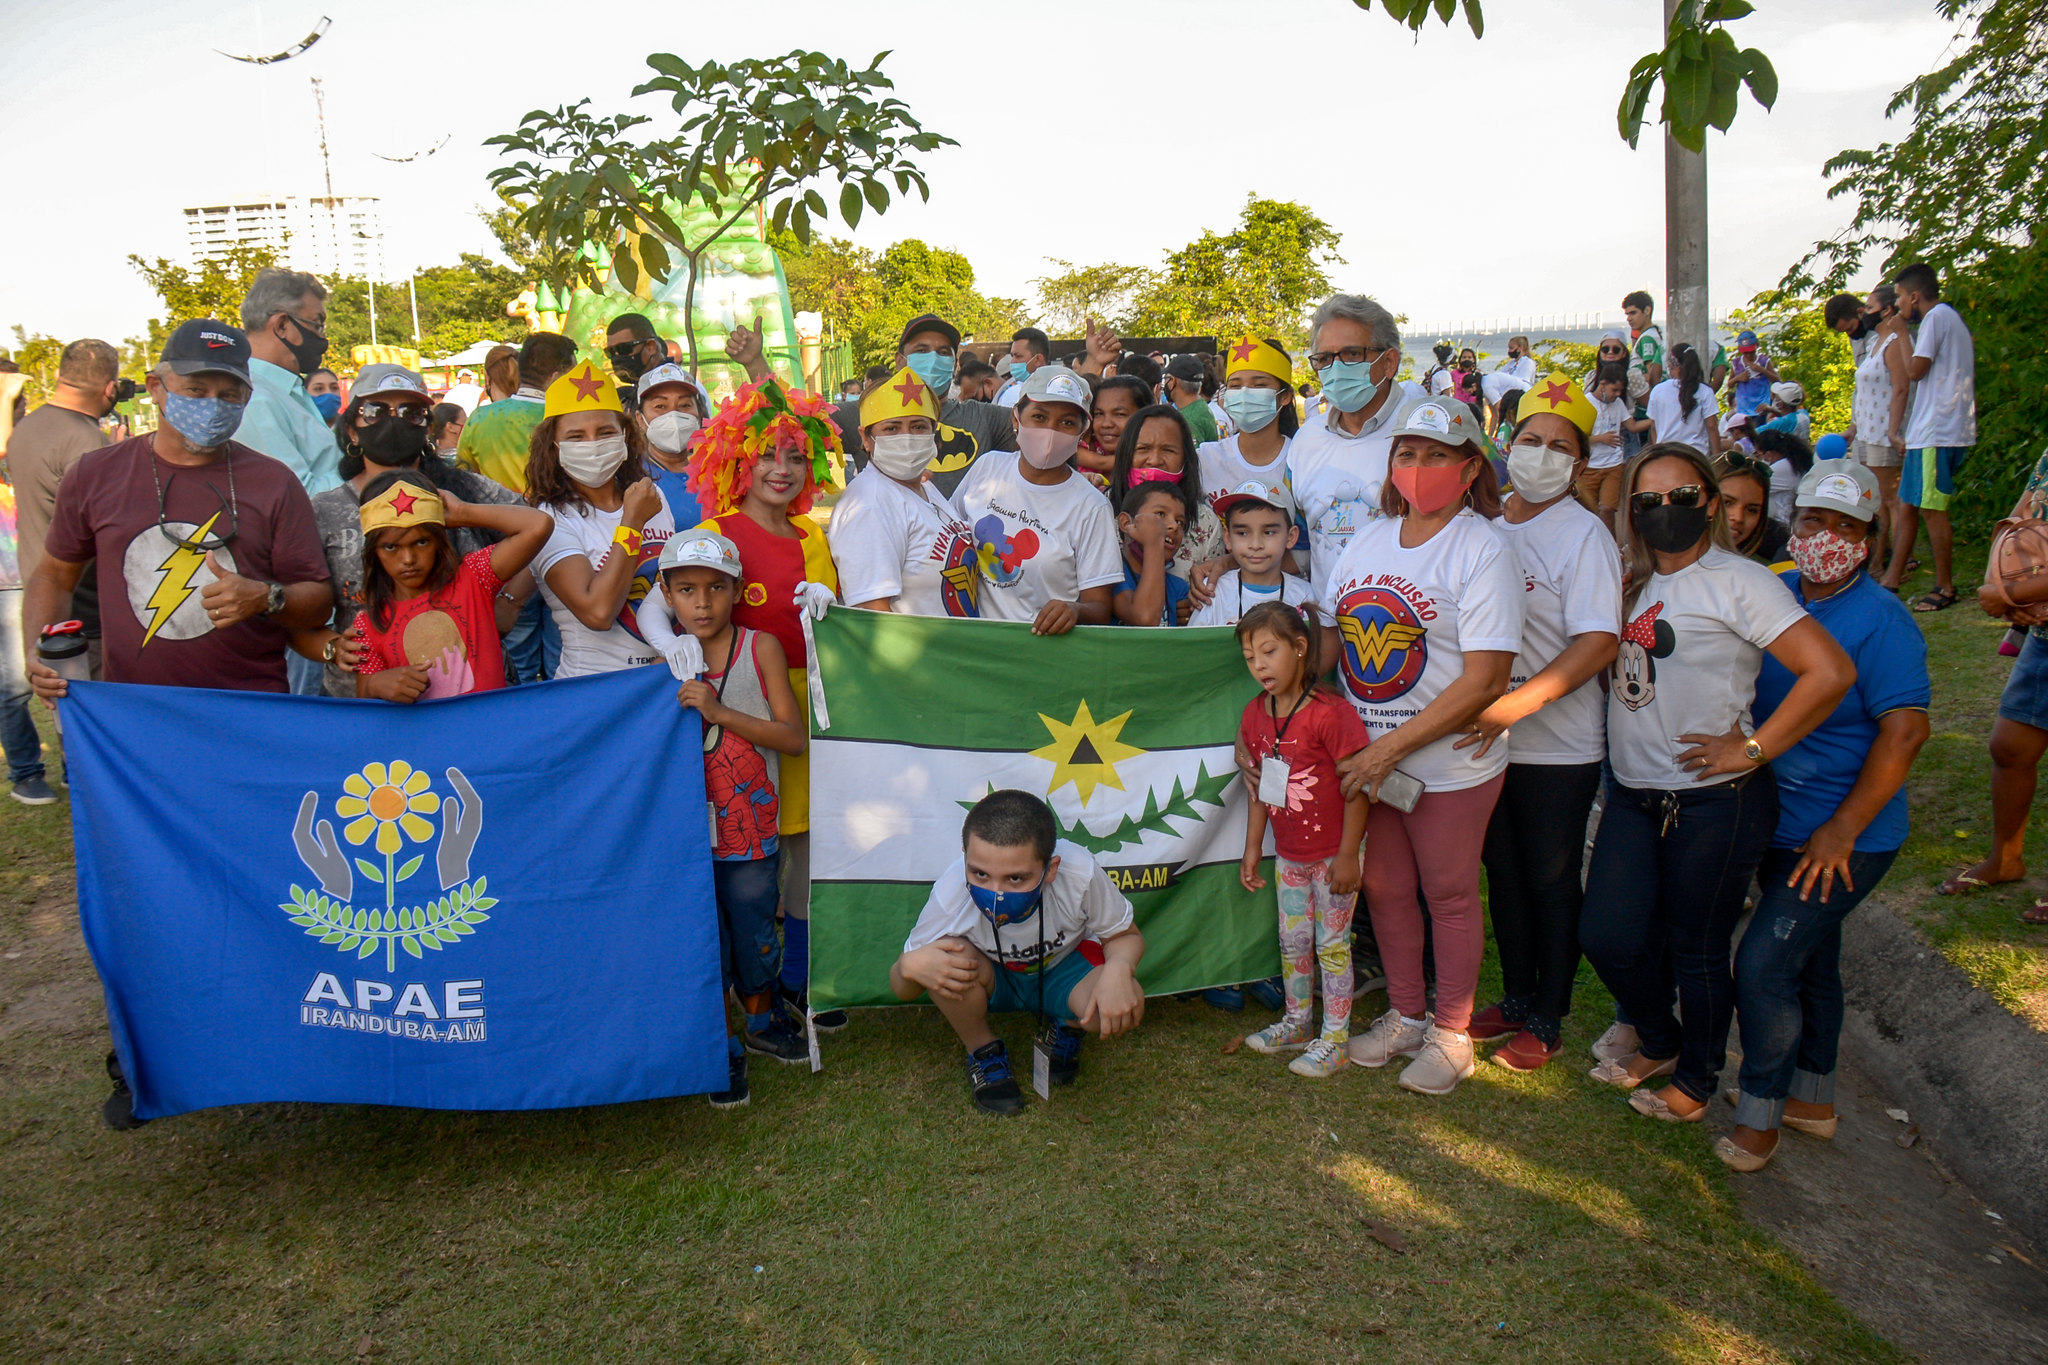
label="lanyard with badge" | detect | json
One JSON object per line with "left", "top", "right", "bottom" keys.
{"left": 985, "top": 880, "right": 1054, "bottom": 1100}
{"left": 1258, "top": 688, "right": 1308, "bottom": 808}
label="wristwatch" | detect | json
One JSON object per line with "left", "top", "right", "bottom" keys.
{"left": 262, "top": 582, "right": 287, "bottom": 617}
{"left": 1743, "top": 737, "right": 1766, "bottom": 765}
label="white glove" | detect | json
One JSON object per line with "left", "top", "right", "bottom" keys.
{"left": 793, "top": 580, "right": 836, "bottom": 621}
{"left": 663, "top": 634, "right": 706, "bottom": 682}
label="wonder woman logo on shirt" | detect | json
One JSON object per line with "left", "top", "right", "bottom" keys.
{"left": 1336, "top": 584, "right": 1428, "bottom": 704}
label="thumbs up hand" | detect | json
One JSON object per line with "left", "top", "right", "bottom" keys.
{"left": 199, "top": 550, "right": 270, "bottom": 629}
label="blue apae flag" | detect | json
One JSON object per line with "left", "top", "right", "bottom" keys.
{"left": 63, "top": 668, "right": 727, "bottom": 1119}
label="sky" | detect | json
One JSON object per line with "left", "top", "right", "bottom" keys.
{"left": 0, "top": 0, "right": 1962, "bottom": 349}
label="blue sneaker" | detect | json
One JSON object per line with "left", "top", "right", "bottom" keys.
{"left": 1202, "top": 985, "right": 1245, "bottom": 1012}
{"left": 1039, "top": 1023, "right": 1085, "bottom": 1086}
{"left": 708, "top": 1053, "right": 750, "bottom": 1109}
{"left": 1247, "top": 977, "right": 1287, "bottom": 1012}
{"left": 964, "top": 1040, "right": 1025, "bottom": 1115}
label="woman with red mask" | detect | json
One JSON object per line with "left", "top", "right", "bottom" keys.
{"left": 1317, "top": 394, "right": 1522, "bottom": 1098}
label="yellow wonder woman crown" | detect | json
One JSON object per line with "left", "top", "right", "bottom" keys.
{"left": 360, "top": 481, "right": 445, "bottom": 534}
{"left": 1518, "top": 372, "right": 1597, "bottom": 438}
{"left": 859, "top": 366, "right": 940, "bottom": 429}
{"left": 1224, "top": 335, "right": 1293, "bottom": 386}
{"left": 543, "top": 361, "right": 624, "bottom": 420}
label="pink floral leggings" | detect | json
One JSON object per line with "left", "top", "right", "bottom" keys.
{"left": 1277, "top": 856, "right": 1356, "bottom": 1044}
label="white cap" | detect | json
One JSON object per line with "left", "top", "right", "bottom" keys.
{"left": 1771, "top": 380, "right": 1805, "bottom": 406}
{"left": 656, "top": 530, "right": 742, "bottom": 577}
{"left": 637, "top": 362, "right": 705, "bottom": 404}
{"left": 1213, "top": 478, "right": 1298, "bottom": 522}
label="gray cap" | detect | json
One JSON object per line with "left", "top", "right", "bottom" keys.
{"left": 1388, "top": 393, "right": 1485, "bottom": 450}
{"left": 1213, "top": 478, "right": 1298, "bottom": 523}
{"left": 1794, "top": 458, "right": 1880, "bottom": 522}
{"left": 657, "top": 530, "right": 742, "bottom": 577}
{"left": 636, "top": 362, "right": 706, "bottom": 404}
{"left": 353, "top": 364, "right": 430, "bottom": 400}
{"left": 1017, "top": 364, "right": 1093, "bottom": 413}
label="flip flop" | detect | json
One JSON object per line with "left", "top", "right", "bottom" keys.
{"left": 1940, "top": 870, "right": 1996, "bottom": 895}
{"left": 1914, "top": 587, "right": 1960, "bottom": 612}
{"left": 2023, "top": 900, "right": 2048, "bottom": 927}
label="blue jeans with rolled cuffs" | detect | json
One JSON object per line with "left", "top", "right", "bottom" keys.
{"left": 713, "top": 856, "right": 783, "bottom": 999}
{"left": 1732, "top": 846, "right": 1897, "bottom": 1132}
{"left": 1581, "top": 768, "right": 1779, "bottom": 1103}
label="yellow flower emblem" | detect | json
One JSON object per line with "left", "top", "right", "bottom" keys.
{"left": 336, "top": 761, "right": 440, "bottom": 856}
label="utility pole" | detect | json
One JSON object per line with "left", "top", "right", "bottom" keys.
{"left": 310, "top": 78, "right": 339, "bottom": 279}
{"left": 407, "top": 275, "right": 421, "bottom": 344}
{"left": 1664, "top": 0, "right": 1710, "bottom": 360}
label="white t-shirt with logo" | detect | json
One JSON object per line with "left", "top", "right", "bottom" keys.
{"left": 1589, "top": 395, "right": 1631, "bottom": 469}
{"left": 1319, "top": 509, "right": 1524, "bottom": 793}
{"left": 1496, "top": 499, "right": 1623, "bottom": 765}
{"left": 534, "top": 492, "right": 677, "bottom": 678}
{"left": 1186, "top": 569, "right": 1314, "bottom": 628}
{"left": 827, "top": 465, "right": 982, "bottom": 618}
{"left": 903, "top": 839, "right": 1135, "bottom": 972}
{"left": 1904, "top": 301, "right": 1977, "bottom": 448}
{"left": 1646, "top": 379, "right": 1722, "bottom": 454}
{"left": 1286, "top": 382, "right": 1425, "bottom": 602}
{"left": 1608, "top": 547, "right": 1807, "bottom": 789}
{"left": 952, "top": 452, "right": 1123, "bottom": 623}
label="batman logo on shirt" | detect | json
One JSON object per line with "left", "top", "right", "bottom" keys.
{"left": 926, "top": 422, "right": 979, "bottom": 475}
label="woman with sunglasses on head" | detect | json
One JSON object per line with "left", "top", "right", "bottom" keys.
{"left": 301, "top": 365, "right": 538, "bottom": 696}
{"left": 1579, "top": 443, "right": 1852, "bottom": 1127}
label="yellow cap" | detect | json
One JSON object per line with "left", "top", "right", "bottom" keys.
{"left": 359, "top": 480, "right": 445, "bottom": 534}
{"left": 1224, "top": 335, "right": 1293, "bottom": 387}
{"left": 1517, "top": 372, "right": 1597, "bottom": 438}
{"left": 858, "top": 366, "right": 940, "bottom": 429}
{"left": 542, "top": 361, "right": 625, "bottom": 420}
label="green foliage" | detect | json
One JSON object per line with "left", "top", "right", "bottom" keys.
{"left": 1726, "top": 298, "right": 1855, "bottom": 435}
{"left": 1788, "top": 0, "right": 2047, "bottom": 291}
{"left": 127, "top": 244, "right": 280, "bottom": 358}
{"left": 959, "top": 763, "right": 1235, "bottom": 858}
{"left": 1127, "top": 196, "right": 1344, "bottom": 351}
{"left": 1031, "top": 259, "right": 1154, "bottom": 336}
{"left": 772, "top": 233, "right": 883, "bottom": 347}
{"left": 2, "top": 327, "right": 66, "bottom": 404}
{"left": 848, "top": 239, "right": 1026, "bottom": 367}
{"left": 1944, "top": 233, "right": 2048, "bottom": 533}
{"left": 1349, "top": 0, "right": 1484, "bottom": 38}
{"left": 323, "top": 254, "right": 526, "bottom": 359}
{"left": 1531, "top": 338, "right": 1599, "bottom": 383}
{"left": 486, "top": 49, "right": 951, "bottom": 371}
{"left": 1617, "top": 0, "right": 1777, "bottom": 153}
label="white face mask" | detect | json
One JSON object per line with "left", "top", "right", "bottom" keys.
{"left": 645, "top": 411, "right": 699, "bottom": 455}
{"left": 869, "top": 431, "right": 936, "bottom": 482}
{"left": 557, "top": 434, "right": 630, "bottom": 488}
{"left": 1507, "top": 440, "right": 1577, "bottom": 504}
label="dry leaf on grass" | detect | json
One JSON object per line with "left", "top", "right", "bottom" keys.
{"left": 1365, "top": 1220, "right": 1407, "bottom": 1254}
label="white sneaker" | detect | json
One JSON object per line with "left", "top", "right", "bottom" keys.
{"left": 1245, "top": 1019, "right": 1313, "bottom": 1054}
{"left": 1591, "top": 1021, "right": 1640, "bottom": 1063}
{"left": 1288, "top": 1037, "right": 1349, "bottom": 1078}
{"left": 1346, "top": 1009, "right": 1429, "bottom": 1069}
{"left": 1399, "top": 1025, "right": 1476, "bottom": 1095}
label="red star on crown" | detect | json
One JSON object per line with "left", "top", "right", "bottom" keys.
{"left": 1230, "top": 338, "right": 1258, "bottom": 363}
{"left": 1537, "top": 379, "right": 1571, "bottom": 408}
{"left": 568, "top": 366, "right": 605, "bottom": 401}
{"left": 388, "top": 490, "right": 418, "bottom": 516}
{"left": 1622, "top": 601, "right": 1664, "bottom": 649}
{"left": 893, "top": 374, "right": 927, "bottom": 408}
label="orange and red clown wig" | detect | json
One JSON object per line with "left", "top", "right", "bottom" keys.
{"left": 686, "top": 377, "right": 846, "bottom": 517}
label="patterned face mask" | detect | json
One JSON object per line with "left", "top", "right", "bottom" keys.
{"left": 1788, "top": 526, "right": 1869, "bottom": 584}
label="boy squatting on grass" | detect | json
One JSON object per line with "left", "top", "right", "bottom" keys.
{"left": 889, "top": 790, "right": 1147, "bottom": 1115}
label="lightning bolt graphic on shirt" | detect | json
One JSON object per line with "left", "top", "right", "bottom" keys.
{"left": 141, "top": 512, "right": 222, "bottom": 645}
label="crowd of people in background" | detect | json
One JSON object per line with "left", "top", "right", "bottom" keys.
{"left": 0, "top": 260, "right": 2019, "bottom": 1152}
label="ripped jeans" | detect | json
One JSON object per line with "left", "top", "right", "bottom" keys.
{"left": 1732, "top": 846, "right": 1897, "bottom": 1132}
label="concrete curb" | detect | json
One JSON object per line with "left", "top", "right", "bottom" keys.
{"left": 1840, "top": 896, "right": 2048, "bottom": 1236}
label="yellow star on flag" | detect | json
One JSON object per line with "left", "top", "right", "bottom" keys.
{"left": 1031, "top": 701, "right": 1144, "bottom": 805}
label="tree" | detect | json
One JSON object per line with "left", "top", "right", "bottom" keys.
{"left": 852, "top": 239, "right": 1026, "bottom": 366}
{"left": 486, "top": 49, "right": 952, "bottom": 372}
{"left": 1031, "top": 260, "right": 1152, "bottom": 336}
{"left": 2, "top": 327, "right": 66, "bottom": 405}
{"left": 774, "top": 233, "right": 883, "bottom": 346}
{"left": 1724, "top": 298, "right": 1855, "bottom": 433}
{"left": 1350, "top": 0, "right": 1777, "bottom": 149}
{"left": 1128, "top": 197, "right": 1344, "bottom": 349}
{"left": 127, "top": 243, "right": 280, "bottom": 360}
{"left": 323, "top": 255, "right": 528, "bottom": 359}
{"left": 1785, "top": 0, "right": 2047, "bottom": 291}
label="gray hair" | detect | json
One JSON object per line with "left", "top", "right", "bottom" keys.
{"left": 1309, "top": 294, "right": 1400, "bottom": 353}
{"left": 239, "top": 267, "right": 328, "bottom": 329}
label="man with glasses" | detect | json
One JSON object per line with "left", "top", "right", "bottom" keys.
{"left": 236, "top": 268, "right": 341, "bottom": 497}
{"left": 23, "top": 320, "right": 332, "bottom": 698}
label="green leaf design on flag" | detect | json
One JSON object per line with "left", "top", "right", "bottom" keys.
{"left": 958, "top": 761, "right": 1237, "bottom": 857}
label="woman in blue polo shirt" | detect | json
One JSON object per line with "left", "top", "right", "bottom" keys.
{"left": 1720, "top": 457, "right": 1930, "bottom": 1172}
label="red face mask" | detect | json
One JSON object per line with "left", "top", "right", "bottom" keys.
{"left": 1390, "top": 461, "right": 1471, "bottom": 514}
{"left": 1127, "top": 465, "right": 1182, "bottom": 486}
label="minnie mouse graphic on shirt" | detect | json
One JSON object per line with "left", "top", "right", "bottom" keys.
{"left": 1614, "top": 600, "right": 1675, "bottom": 711}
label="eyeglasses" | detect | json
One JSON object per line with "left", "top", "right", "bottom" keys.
{"left": 357, "top": 401, "right": 430, "bottom": 426}
{"left": 153, "top": 452, "right": 239, "bottom": 552}
{"left": 285, "top": 312, "right": 326, "bottom": 342}
{"left": 1629, "top": 484, "right": 1708, "bottom": 515}
{"left": 1307, "top": 346, "right": 1388, "bottom": 371}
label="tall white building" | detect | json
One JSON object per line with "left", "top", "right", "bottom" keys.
{"left": 183, "top": 196, "right": 384, "bottom": 281}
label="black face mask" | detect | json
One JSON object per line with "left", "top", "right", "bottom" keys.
{"left": 359, "top": 416, "right": 426, "bottom": 466}
{"left": 281, "top": 318, "right": 329, "bottom": 376}
{"left": 1635, "top": 502, "right": 1712, "bottom": 554}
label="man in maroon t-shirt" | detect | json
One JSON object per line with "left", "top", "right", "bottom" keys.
{"left": 23, "top": 320, "right": 332, "bottom": 700}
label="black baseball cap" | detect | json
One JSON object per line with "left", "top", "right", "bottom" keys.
{"left": 897, "top": 313, "right": 961, "bottom": 352}
{"left": 161, "top": 319, "right": 252, "bottom": 384}
{"left": 1166, "top": 354, "right": 1206, "bottom": 383}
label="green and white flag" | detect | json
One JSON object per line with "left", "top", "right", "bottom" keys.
{"left": 808, "top": 609, "right": 1279, "bottom": 1010}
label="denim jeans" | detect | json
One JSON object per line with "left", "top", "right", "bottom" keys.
{"left": 1732, "top": 846, "right": 1897, "bottom": 1131}
{"left": 1480, "top": 761, "right": 1602, "bottom": 1025}
{"left": 714, "top": 856, "right": 783, "bottom": 999}
{"left": 0, "top": 588, "right": 45, "bottom": 784}
{"left": 286, "top": 650, "right": 325, "bottom": 696}
{"left": 1580, "top": 769, "right": 1779, "bottom": 1102}
{"left": 502, "top": 593, "right": 560, "bottom": 685}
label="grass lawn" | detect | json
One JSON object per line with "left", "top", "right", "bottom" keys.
{"left": 1877, "top": 545, "right": 2048, "bottom": 1026}
{"left": 1, "top": 708, "right": 1907, "bottom": 1363}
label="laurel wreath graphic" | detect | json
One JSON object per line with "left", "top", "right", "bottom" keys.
{"left": 960, "top": 761, "right": 1236, "bottom": 857}
{"left": 281, "top": 879, "right": 497, "bottom": 972}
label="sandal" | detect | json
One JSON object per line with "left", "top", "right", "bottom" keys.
{"left": 1940, "top": 869, "right": 2008, "bottom": 896}
{"left": 1589, "top": 1052, "right": 1677, "bottom": 1090}
{"left": 1913, "top": 587, "right": 1959, "bottom": 612}
{"left": 2024, "top": 900, "right": 2048, "bottom": 927}
{"left": 1629, "top": 1087, "right": 1706, "bottom": 1123}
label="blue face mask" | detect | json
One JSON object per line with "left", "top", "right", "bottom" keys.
{"left": 1009, "top": 361, "right": 1031, "bottom": 383}
{"left": 1222, "top": 386, "right": 1279, "bottom": 433}
{"left": 968, "top": 874, "right": 1047, "bottom": 927}
{"left": 160, "top": 390, "right": 246, "bottom": 448}
{"left": 1319, "top": 357, "right": 1380, "bottom": 414}
{"left": 905, "top": 350, "right": 955, "bottom": 396}
{"left": 312, "top": 391, "right": 342, "bottom": 421}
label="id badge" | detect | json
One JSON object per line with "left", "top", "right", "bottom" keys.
{"left": 1257, "top": 756, "right": 1291, "bottom": 807}
{"left": 1032, "top": 1039, "right": 1053, "bottom": 1100}
{"left": 708, "top": 801, "right": 719, "bottom": 847}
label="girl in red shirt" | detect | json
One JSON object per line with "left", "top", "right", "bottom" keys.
{"left": 1236, "top": 600, "right": 1371, "bottom": 1077}
{"left": 350, "top": 472, "right": 554, "bottom": 702}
